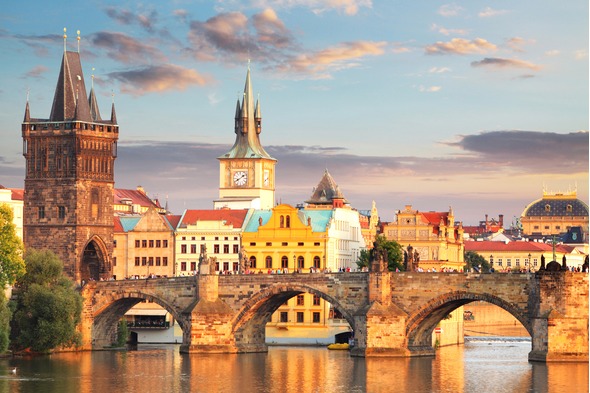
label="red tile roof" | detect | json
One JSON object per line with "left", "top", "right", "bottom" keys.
{"left": 465, "top": 240, "right": 570, "bottom": 254}
{"left": 113, "top": 216, "right": 124, "bottom": 232}
{"left": 165, "top": 215, "right": 182, "bottom": 229}
{"left": 10, "top": 188, "right": 24, "bottom": 201}
{"left": 420, "top": 212, "right": 448, "bottom": 225}
{"left": 114, "top": 188, "right": 161, "bottom": 209}
{"left": 179, "top": 209, "right": 249, "bottom": 228}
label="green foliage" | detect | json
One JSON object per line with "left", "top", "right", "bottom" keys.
{"left": 116, "top": 320, "right": 129, "bottom": 347}
{"left": 0, "top": 291, "right": 11, "bottom": 353}
{"left": 356, "top": 235, "right": 404, "bottom": 271}
{"left": 464, "top": 251, "right": 491, "bottom": 272}
{"left": 0, "top": 204, "right": 26, "bottom": 287}
{"left": 11, "top": 249, "right": 82, "bottom": 353}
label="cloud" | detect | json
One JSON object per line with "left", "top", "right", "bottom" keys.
{"left": 90, "top": 31, "right": 167, "bottom": 64}
{"left": 419, "top": 85, "right": 442, "bottom": 92}
{"left": 430, "top": 24, "right": 468, "bottom": 36}
{"left": 478, "top": 7, "right": 509, "bottom": 18}
{"left": 187, "top": 9, "right": 296, "bottom": 63}
{"left": 545, "top": 50, "right": 560, "bottom": 57}
{"left": 438, "top": 4, "right": 463, "bottom": 17}
{"left": 425, "top": 38, "right": 496, "bottom": 55}
{"left": 428, "top": 67, "right": 451, "bottom": 74}
{"left": 104, "top": 6, "right": 159, "bottom": 34}
{"left": 276, "top": 41, "right": 386, "bottom": 77}
{"left": 470, "top": 57, "right": 542, "bottom": 71}
{"left": 575, "top": 49, "right": 588, "bottom": 60}
{"left": 23, "top": 65, "right": 49, "bottom": 79}
{"left": 252, "top": 0, "right": 372, "bottom": 16}
{"left": 505, "top": 37, "right": 535, "bottom": 53}
{"left": 106, "top": 64, "right": 212, "bottom": 95}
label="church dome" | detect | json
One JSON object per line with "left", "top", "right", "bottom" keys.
{"left": 521, "top": 191, "right": 588, "bottom": 218}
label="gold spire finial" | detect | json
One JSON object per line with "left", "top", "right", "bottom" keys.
{"left": 247, "top": 58, "right": 251, "bottom": 70}
{"left": 63, "top": 27, "right": 67, "bottom": 52}
{"left": 77, "top": 30, "right": 81, "bottom": 53}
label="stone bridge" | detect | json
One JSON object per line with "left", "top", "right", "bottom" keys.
{"left": 79, "top": 271, "right": 589, "bottom": 362}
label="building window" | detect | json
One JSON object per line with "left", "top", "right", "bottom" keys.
{"left": 313, "top": 256, "right": 321, "bottom": 268}
{"left": 113, "top": 240, "right": 117, "bottom": 248}
{"left": 134, "top": 257, "right": 140, "bottom": 266}
{"left": 156, "top": 257, "right": 161, "bottom": 266}
{"left": 313, "top": 295, "right": 321, "bottom": 306}
{"left": 296, "top": 312, "right": 304, "bottom": 323}
{"left": 38, "top": 206, "right": 45, "bottom": 219}
{"left": 214, "top": 244, "right": 220, "bottom": 253}
{"left": 191, "top": 244, "right": 197, "bottom": 254}
{"left": 266, "top": 242, "right": 272, "bottom": 246}
{"left": 113, "top": 257, "right": 117, "bottom": 266}
{"left": 249, "top": 256, "right": 256, "bottom": 269}
{"left": 215, "top": 237, "right": 219, "bottom": 241}
{"left": 313, "top": 312, "right": 320, "bottom": 323}
{"left": 148, "top": 257, "right": 154, "bottom": 266}
{"left": 282, "top": 242, "right": 288, "bottom": 246}
{"left": 515, "top": 258, "right": 520, "bottom": 267}
{"left": 135, "top": 240, "right": 140, "bottom": 248}
{"left": 566, "top": 204, "right": 573, "bottom": 212}
{"left": 314, "top": 242, "right": 320, "bottom": 246}
{"left": 142, "top": 240, "right": 147, "bottom": 248}
{"left": 296, "top": 294, "right": 305, "bottom": 306}
{"left": 297, "top": 256, "right": 304, "bottom": 269}
{"left": 181, "top": 262, "right": 187, "bottom": 271}
{"left": 280, "top": 215, "right": 284, "bottom": 228}
{"left": 233, "top": 244, "right": 239, "bottom": 253}
{"left": 280, "top": 312, "right": 288, "bottom": 323}
{"left": 545, "top": 204, "right": 551, "bottom": 212}
{"left": 281, "top": 256, "right": 289, "bottom": 268}
{"left": 148, "top": 240, "right": 153, "bottom": 248}
{"left": 163, "top": 240, "right": 168, "bottom": 248}
{"left": 265, "top": 256, "right": 272, "bottom": 268}
{"left": 156, "top": 240, "right": 161, "bottom": 248}
{"left": 223, "top": 244, "right": 229, "bottom": 254}
{"left": 181, "top": 244, "right": 187, "bottom": 254}
{"left": 201, "top": 237, "right": 206, "bottom": 241}
{"left": 286, "top": 216, "right": 291, "bottom": 228}
{"left": 191, "top": 262, "right": 197, "bottom": 272}
{"left": 533, "top": 258, "right": 538, "bottom": 267}
{"left": 298, "top": 242, "right": 304, "bottom": 246}
{"left": 497, "top": 259, "right": 503, "bottom": 267}
{"left": 250, "top": 242, "right": 256, "bottom": 246}
{"left": 163, "top": 257, "right": 168, "bottom": 266}
{"left": 58, "top": 206, "right": 65, "bottom": 219}
{"left": 142, "top": 257, "right": 147, "bottom": 266}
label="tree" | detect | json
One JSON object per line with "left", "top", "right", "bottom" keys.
{"left": 464, "top": 251, "right": 491, "bottom": 272}
{"left": 356, "top": 235, "right": 404, "bottom": 271}
{"left": 11, "top": 249, "right": 82, "bottom": 353}
{"left": 0, "top": 204, "right": 26, "bottom": 287}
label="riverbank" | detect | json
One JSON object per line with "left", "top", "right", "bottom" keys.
{"left": 464, "top": 301, "right": 529, "bottom": 337}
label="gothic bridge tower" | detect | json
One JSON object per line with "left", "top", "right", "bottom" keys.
{"left": 22, "top": 32, "right": 118, "bottom": 282}
{"left": 215, "top": 67, "right": 276, "bottom": 210}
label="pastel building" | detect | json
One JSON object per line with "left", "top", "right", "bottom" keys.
{"left": 0, "top": 186, "right": 24, "bottom": 240}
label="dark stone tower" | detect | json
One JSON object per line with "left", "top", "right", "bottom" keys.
{"left": 22, "top": 44, "right": 118, "bottom": 283}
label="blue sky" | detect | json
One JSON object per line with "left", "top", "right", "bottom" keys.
{"left": 0, "top": 0, "right": 588, "bottom": 225}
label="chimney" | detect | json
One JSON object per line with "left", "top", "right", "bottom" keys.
{"left": 499, "top": 214, "right": 504, "bottom": 227}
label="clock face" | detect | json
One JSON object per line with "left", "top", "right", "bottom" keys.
{"left": 233, "top": 171, "right": 247, "bottom": 186}
{"left": 264, "top": 170, "right": 270, "bottom": 186}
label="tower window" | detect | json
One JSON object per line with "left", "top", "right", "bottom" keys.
{"left": 58, "top": 206, "right": 66, "bottom": 219}
{"left": 38, "top": 206, "right": 45, "bottom": 219}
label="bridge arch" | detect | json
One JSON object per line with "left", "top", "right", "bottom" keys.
{"left": 405, "top": 291, "right": 532, "bottom": 351}
{"left": 89, "top": 288, "right": 189, "bottom": 348}
{"left": 230, "top": 283, "right": 355, "bottom": 351}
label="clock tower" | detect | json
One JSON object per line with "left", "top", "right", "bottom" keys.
{"left": 215, "top": 67, "right": 276, "bottom": 210}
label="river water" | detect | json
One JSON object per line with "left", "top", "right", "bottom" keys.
{"left": 0, "top": 338, "right": 587, "bottom": 393}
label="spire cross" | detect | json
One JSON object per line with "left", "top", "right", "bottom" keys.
{"left": 77, "top": 30, "right": 81, "bottom": 53}
{"left": 63, "top": 27, "right": 67, "bottom": 52}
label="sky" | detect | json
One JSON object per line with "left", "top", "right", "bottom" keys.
{"left": 0, "top": 1, "right": 588, "bottom": 226}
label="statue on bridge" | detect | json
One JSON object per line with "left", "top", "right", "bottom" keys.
{"left": 370, "top": 241, "right": 388, "bottom": 272}
{"left": 405, "top": 245, "right": 414, "bottom": 272}
{"left": 198, "top": 246, "right": 211, "bottom": 275}
{"left": 239, "top": 247, "right": 249, "bottom": 274}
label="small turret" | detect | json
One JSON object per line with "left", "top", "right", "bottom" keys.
{"left": 23, "top": 100, "right": 30, "bottom": 122}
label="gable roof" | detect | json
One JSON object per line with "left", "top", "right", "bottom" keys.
{"left": 306, "top": 169, "right": 347, "bottom": 205}
{"left": 179, "top": 209, "right": 249, "bottom": 229}
{"left": 465, "top": 240, "right": 571, "bottom": 254}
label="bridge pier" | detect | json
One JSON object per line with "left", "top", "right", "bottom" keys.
{"left": 180, "top": 274, "right": 238, "bottom": 354}
{"left": 529, "top": 272, "right": 589, "bottom": 362}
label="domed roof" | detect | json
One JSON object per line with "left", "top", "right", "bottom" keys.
{"left": 522, "top": 191, "right": 589, "bottom": 218}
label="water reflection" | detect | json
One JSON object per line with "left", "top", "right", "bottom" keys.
{"left": 0, "top": 341, "right": 587, "bottom": 393}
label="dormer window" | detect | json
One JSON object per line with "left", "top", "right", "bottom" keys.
{"left": 566, "top": 204, "right": 573, "bottom": 213}
{"left": 545, "top": 204, "right": 551, "bottom": 212}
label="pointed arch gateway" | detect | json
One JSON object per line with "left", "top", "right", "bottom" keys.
{"left": 80, "top": 235, "right": 110, "bottom": 282}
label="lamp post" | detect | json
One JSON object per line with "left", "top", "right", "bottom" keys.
{"left": 527, "top": 253, "right": 531, "bottom": 272}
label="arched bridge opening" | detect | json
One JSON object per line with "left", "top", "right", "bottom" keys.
{"left": 90, "top": 291, "right": 189, "bottom": 349}
{"left": 405, "top": 291, "right": 532, "bottom": 356}
{"left": 230, "top": 284, "right": 356, "bottom": 352}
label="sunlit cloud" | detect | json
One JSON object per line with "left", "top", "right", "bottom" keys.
{"left": 425, "top": 38, "right": 496, "bottom": 55}
{"left": 419, "top": 85, "right": 442, "bottom": 92}
{"left": 430, "top": 24, "right": 468, "bottom": 36}
{"left": 428, "top": 67, "right": 451, "bottom": 74}
{"left": 478, "top": 7, "right": 509, "bottom": 18}
{"left": 107, "top": 64, "right": 212, "bottom": 95}
{"left": 545, "top": 50, "right": 560, "bottom": 57}
{"left": 251, "top": 0, "right": 373, "bottom": 16}
{"left": 471, "top": 57, "right": 542, "bottom": 71}
{"left": 277, "top": 41, "right": 386, "bottom": 77}
{"left": 574, "top": 49, "right": 588, "bottom": 60}
{"left": 505, "top": 37, "right": 535, "bottom": 53}
{"left": 438, "top": 4, "right": 463, "bottom": 17}
{"left": 23, "top": 65, "right": 49, "bottom": 79}
{"left": 90, "top": 31, "right": 167, "bottom": 64}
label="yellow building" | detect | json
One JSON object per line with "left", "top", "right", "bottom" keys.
{"left": 382, "top": 205, "right": 465, "bottom": 271}
{"left": 0, "top": 186, "right": 24, "bottom": 240}
{"left": 520, "top": 188, "right": 589, "bottom": 242}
